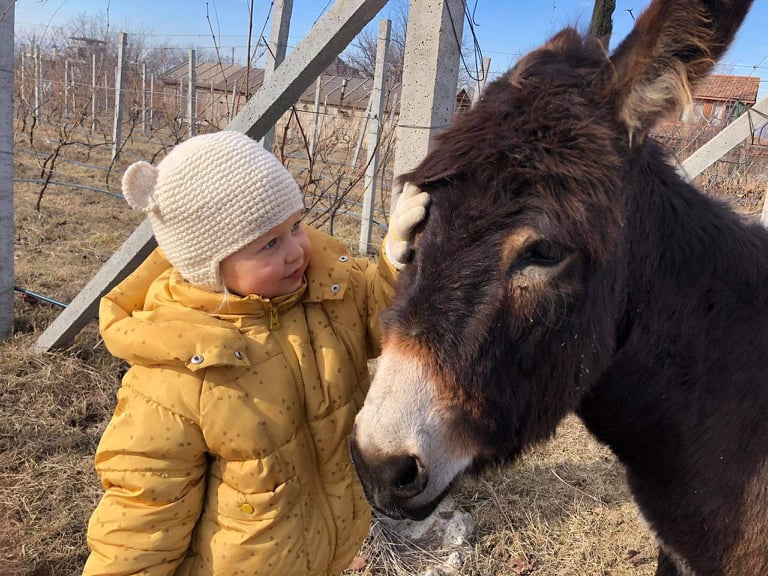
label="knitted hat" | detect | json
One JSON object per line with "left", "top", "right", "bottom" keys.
{"left": 122, "top": 131, "right": 304, "bottom": 291}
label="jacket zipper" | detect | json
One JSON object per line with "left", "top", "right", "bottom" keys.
{"left": 266, "top": 302, "right": 338, "bottom": 567}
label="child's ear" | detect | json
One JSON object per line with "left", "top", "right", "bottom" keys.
{"left": 123, "top": 161, "right": 160, "bottom": 213}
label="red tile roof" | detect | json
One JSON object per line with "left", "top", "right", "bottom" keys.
{"left": 694, "top": 74, "right": 760, "bottom": 104}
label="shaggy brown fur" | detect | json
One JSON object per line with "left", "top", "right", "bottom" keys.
{"left": 352, "top": 1, "right": 766, "bottom": 574}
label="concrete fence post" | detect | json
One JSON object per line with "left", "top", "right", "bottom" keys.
{"left": 91, "top": 53, "right": 98, "bottom": 131}
{"left": 390, "top": 0, "right": 465, "bottom": 211}
{"left": 188, "top": 49, "right": 197, "bottom": 137}
{"left": 0, "top": 0, "right": 15, "bottom": 338}
{"left": 261, "top": 0, "right": 293, "bottom": 151}
{"left": 64, "top": 58, "right": 70, "bottom": 117}
{"left": 34, "top": 44, "right": 41, "bottom": 118}
{"left": 112, "top": 32, "right": 127, "bottom": 160}
{"left": 471, "top": 56, "right": 491, "bottom": 106}
{"left": 359, "top": 18, "right": 391, "bottom": 255}
{"left": 141, "top": 63, "right": 147, "bottom": 132}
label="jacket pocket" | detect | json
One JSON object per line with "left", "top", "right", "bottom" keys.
{"left": 192, "top": 474, "right": 310, "bottom": 573}
{"left": 208, "top": 473, "right": 302, "bottom": 523}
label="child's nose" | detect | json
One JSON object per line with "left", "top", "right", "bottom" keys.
{"left": 285, "top": 237, "right": 304, "bottom": 261}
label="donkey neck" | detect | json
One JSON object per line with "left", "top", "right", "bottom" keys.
{"left": 578, "top": 141, "right": 768, "bottom": 465}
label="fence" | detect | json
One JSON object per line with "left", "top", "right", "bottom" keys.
{"left": 652, "top": 115, "right": 768, "bottom": 214}
{"left": 13, "top": 36, "right": 403, "bottom": 241}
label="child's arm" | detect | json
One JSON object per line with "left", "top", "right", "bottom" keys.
{"left": 99, "top": 248, "right": 171, "bottom": 361}
{"left": 364, "top": 183, "right": 431, "bottom": 357}
{"left": 83, "top": 366, "right": 206, "bottom": 575}
{"left": 362, "top": 251, "right": 398, "bottom": 359}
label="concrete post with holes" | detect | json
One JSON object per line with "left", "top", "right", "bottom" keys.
{"left": 91, "top": 54, "right": 98, "bottom": 131}
{"left": 0, "top": 0, "right": 14, "bottom": 338}
{"left": 359, "top": 19, "right": 391, "bottom": 255}
{"left": 188, "top": 49, "right": 197, "bottom": 137}
{"left": 261, "top": 0, "right": 293, "bottom": 151}
{"left": 390, "top": 0, "right": 465, "bottom": 211}
{"left": 112, "top": 32, "right": 127, "bottom": 160}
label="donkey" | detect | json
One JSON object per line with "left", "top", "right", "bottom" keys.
{"left": 350, "top": 1, "right": 767, "bottom": 574}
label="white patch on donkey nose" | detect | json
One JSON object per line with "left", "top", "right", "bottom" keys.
{"left": 355, "top": 350, "right": 435, "bottom": 457}
{"left": 354, "top": 348, "right": 476, "bottom": 513}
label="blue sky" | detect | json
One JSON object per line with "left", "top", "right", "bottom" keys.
{"left": 14, "top": 0, "right": 768, "bottom": 98}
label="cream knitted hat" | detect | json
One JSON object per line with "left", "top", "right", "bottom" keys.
{"left": 122, "top": 131, "right": 304, "bottom": 291}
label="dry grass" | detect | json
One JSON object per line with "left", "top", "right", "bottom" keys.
{"left": 0, "top": 327, "right": 120, "bottom": 576}
{"left": 5, "top": 120, "right": 765, "bottom": 575}
{"left": 357, "top": 417, "right": 658, "bottom": 576}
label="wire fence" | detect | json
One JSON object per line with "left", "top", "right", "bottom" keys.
{"left": 12, "top": 36, "right": 403, "bottom": 227}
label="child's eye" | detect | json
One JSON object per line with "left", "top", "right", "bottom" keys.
{"left": 264, "top": 238, "right": 278, "bottom": 249}
{"left": 291, "top": 221, "right": 302, "bottom": 232}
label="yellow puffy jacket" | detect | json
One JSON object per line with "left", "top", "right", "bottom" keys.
{"left": 84, "top": 226, "right": 397, "bottom": 576}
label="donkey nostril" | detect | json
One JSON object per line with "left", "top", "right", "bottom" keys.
{"left": 392, "top": 455, "right": 427, "bottom": 498}
{"left": 396, "top": 457, "right": 420, "bottom": 489}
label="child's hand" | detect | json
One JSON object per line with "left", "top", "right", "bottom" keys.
{"left": 385, "top": 182, "right": 430, "bottom": 269}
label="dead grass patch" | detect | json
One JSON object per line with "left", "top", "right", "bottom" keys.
{"left": 355, "top": 417, "right": 656, "bottom": 576}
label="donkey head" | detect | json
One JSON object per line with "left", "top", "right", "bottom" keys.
{"left": 351, "top": 0, "right": 753, "bottom": 520}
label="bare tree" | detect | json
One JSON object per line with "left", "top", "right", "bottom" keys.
{"left": 588, "top": 0, "right": 617, "bottom": 50}
{"left": 344, "top": 0, "right": 407, "bottom": 83}
{"left": 344, "top": 0, "right": 478, "bottom": 90}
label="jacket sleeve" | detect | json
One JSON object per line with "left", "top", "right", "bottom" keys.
{"left": 83, "top": 366, "right": 207, "bottom": 576}
{"left": 360, "top": 236, "right": 400, "bottom": 358}
{"left": 99, "top": 248, "right": 171, "bottom": 362}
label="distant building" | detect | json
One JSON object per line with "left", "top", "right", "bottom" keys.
{"left": 652, "top": 74, "right": 761, "bottom": 147}
{"left": 158, "top": 61, "right": 471, "bottom": 133}
{"left": 681, "top": 74, "right": 760, "bottom": 125}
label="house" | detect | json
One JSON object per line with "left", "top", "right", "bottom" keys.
{"left": 682, "top": 74, "right": 760, "bottom": 125}
{"left": 157, "top": 60, "right": 401, "bottom": 131}
{"left": 157, "top": 60, "right": 473, "bottom": 137}
{"left": 652, "top": 74, "right": 761, "bottom": 147}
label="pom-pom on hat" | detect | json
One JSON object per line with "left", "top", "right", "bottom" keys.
{"left": 122, "top": 131, "right": 304, "bottom": 291}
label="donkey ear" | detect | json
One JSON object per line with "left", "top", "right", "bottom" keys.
{"left": 608, "top": 0, "right": 753, "bottom": 141}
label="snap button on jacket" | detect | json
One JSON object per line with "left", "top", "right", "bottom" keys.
{"left": 84, "top": 226, "right": 398, "bottom": 576}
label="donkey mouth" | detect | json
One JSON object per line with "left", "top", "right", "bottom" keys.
{"left": 350, "top": 433, "right": 458, "bottom": 521}
{"left": 373, "top": 479, "right": 456, "bottom": 521}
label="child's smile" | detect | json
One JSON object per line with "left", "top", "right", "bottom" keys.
{"left": 220, "top": 211, "right": 311, "bottom": 298}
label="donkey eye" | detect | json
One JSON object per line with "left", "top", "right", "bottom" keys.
{"left": 526, "top": 240, "right": 568, "bottom": 265}
{"left": 508, "top": 240, "right": 568, "bottom": 277}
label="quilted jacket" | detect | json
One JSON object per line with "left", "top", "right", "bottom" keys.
{"left": 84, "top": 225, "right": 397, "bottom": 576}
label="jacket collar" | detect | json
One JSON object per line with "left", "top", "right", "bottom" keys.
{"left": 302, "top": 226, "right": 352, "bottom": 303}
{"left": 105, "top": 228, "right": 357, "bottom": 371}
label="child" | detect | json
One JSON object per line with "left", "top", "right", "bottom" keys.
{"left": 83, "top": 130, "right": 429, "bottom": 576}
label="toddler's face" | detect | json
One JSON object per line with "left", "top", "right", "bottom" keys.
{"left": 220, "top": 211, "right": 311, "bottom": 298}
